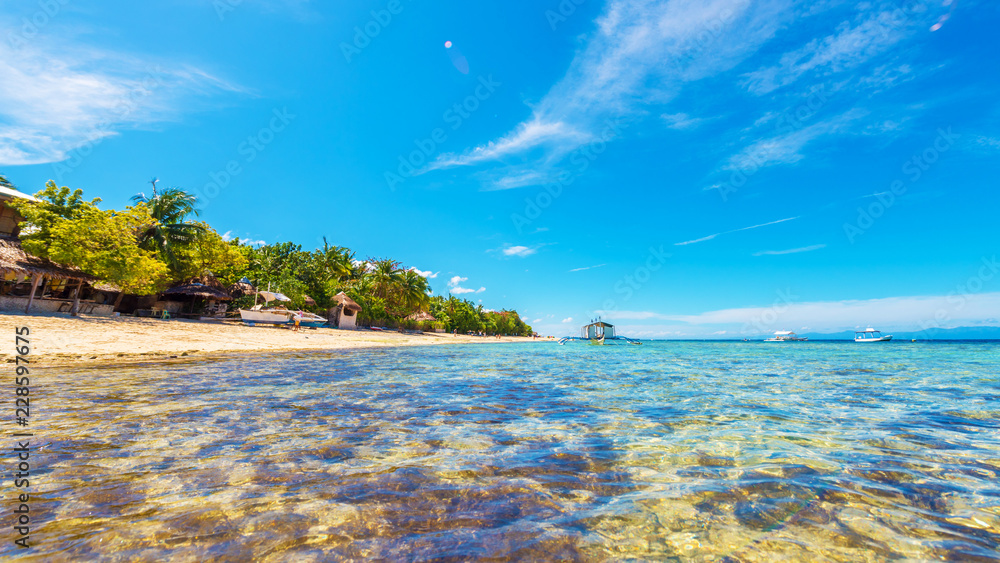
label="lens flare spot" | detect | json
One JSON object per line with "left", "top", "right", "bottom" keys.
{"left": 444, "top": 41, "right": 453, "bottom": 49}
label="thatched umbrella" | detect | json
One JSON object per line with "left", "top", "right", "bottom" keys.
{"left": 406, "top": 311, "right": 436, "bottom": 322}
{"left": 303, "top": 295, "right": 317, "bottom": 307}
{"left": 228, "top": 276, "right": 256, "bottom": 299}
{"left": 161, "top": 283, "right": 232, "bottom": 301}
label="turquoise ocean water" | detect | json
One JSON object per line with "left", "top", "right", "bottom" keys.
{"left": 13, "top": 341, "right": 1000, "bottom": 561}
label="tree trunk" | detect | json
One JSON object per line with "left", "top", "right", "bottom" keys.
{"left": 24, "top": 275, "right": 41, "bottom": 314}
{"left": 70, "top": 279, "right": 83, "bottom": 316}
{"left": 113, "top": 291, "right": 125, "bottom": 311}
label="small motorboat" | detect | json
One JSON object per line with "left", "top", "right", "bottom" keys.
{"left": 856, "top": 328, "right": 893, "bottom": 343}
{"left": 558, "top": 320, "right": 641, "bottom": 346}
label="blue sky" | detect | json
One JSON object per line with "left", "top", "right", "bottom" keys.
{"left": 2, "top": 0, "right": 999, "bottom": 337}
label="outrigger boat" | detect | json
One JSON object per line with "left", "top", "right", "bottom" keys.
{"left": 855, "top": 328, "right": 893, "bottom": 342}
{"left": 764, "top": 330, "right": 808, "bottom": 342}
{"left": 239, "top": 291, "right": 327, "bottom": 327}
{"left": 558, "top": 320, "right": 641, "bottom": 346}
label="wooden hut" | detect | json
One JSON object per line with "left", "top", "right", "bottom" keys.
{"left": 0, "top": 236, "right": 107, "bottom": 315}
{"left": 328, "top": 292, "right": 362, "bottom": 330}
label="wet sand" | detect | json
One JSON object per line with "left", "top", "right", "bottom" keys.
{"left": 0, "top": 313, "right": 545, "bottom": 366}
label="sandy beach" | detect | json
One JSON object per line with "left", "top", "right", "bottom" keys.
{"left": 0, "top": 314, "right": 545, "bottom": 366}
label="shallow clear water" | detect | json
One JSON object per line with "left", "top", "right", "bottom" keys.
{"left": 10, "top": 341, "right": 1000, "bottom": 561}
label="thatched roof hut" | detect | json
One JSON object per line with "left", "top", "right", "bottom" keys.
{"left": 303, "top": 295, "right": 317, "bottom": 306}
{"left": 161, "top": 283, "right": 232, "bottom": 301}
{"left": 333, "top": 292, "right": 362, "bottom": 312}
{"left": 406, "top": 311, "right": 436, "bottom": 322}
{"left": 0, "top": 237, "right": 94, "bottom": 281}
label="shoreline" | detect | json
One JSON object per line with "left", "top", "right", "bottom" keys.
{"left": 1, "top": 314, "right": 545, "bottom": 367}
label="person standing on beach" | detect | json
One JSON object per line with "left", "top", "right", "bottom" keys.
{"left": 294, "top": 311, "right": 303, "bottom": 332}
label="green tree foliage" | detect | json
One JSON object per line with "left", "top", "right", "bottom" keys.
{"left": 428, "top": 295, "right": 533, "bottom": 336}
{"left": 0, "top": 173, "right": 13, "bottom": 189}
{"left": 172, "top": 225, "right": 249, "bottom": 285}
{"left": 9, "top": 181, "right": 101, "bottom": 250}
{"left": 12, "top": 188, "right": 169, "bottom": 295}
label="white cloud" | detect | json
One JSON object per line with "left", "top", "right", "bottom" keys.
{"left": 569, "top": 264, "right": 607, "bottom": 272}
{"left": 675, "top": 216, "right": 798, "bottom": 246}
{"left": 753, "top": 244, "right": 826, "bottom": 256}
{"left": 409, "top": 267, "right": 439, "bottom": 279}
{"left": 428, "top": 0, "right": 804, "bottom": 171}
{"left": 725, "top": 109, "right": 865, "bottom": 172}
{"left": 742, "top": 9, "right": 919, "bottom": 96}
{"left": 502, "top": 245, "right": 538, "bottom": 258}
{"left": 561, "top": 317, "right": 574, "bottom": 323}
{"left": 448, "top": 275, "right": 484, "bottom": 295}
{"left": 0, "top": 34, "right": 243, "bottom": 165}
{"left": 662, "top": 112, "right": 711, "bottom": 130}
{"left": 220, "top": 231, "right": 265, "bottom": 246}
{"left": 451, "top": 286, "right": 486, "bottom": 295}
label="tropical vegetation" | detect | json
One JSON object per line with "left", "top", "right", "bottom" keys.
{"left": 7, "top": 178, "right": 534, "bottom": 336}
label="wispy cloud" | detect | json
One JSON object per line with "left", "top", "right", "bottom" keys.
{"left": 675, "top": 216, "right": 799, "bottom": 246}
{"left": 741, "top": 9, "right": 919, "bottom": 96}
{"left": 569, "top": 264, "right": 607, "bottom": 272}
{"left": 561, "top": 317, "right": 574, "bottom": 324}
{"left": 753, "top": 244, "right": 826, "bottom": 256}
{"left": 0, "top": 30, "right": 243, "bottom": 165}
{"left": 662, "top": 112, "right": 711, "bottom": 130}
{"left": 428, "top": 0, "right": 805, "bottom": 171}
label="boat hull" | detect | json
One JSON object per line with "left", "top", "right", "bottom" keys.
{"left": 239, "top": 309, "right": 327, "bottom": 327}
{"left": 856, "top": 336, "right": 893, "bottom": 342}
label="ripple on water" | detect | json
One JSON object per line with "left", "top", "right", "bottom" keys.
{"left": 7, "top": 341, "right": 1000, "bottom": 561}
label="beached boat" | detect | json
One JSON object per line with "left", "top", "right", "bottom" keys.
{"left": 855, "top": 328, "right": 892, "bottom": 342}
{"left": 764, "top": 331, "right": 808, "bottom": 342}
{"left": 239, "top": 291, "right": 327, "bottom": 327}
{"left": 559, "top": 320, "right": 641, "bottom": 345}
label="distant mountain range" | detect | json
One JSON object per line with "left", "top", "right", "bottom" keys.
{"left": 795, "top": 326, "right": 1000, "bottom": 341}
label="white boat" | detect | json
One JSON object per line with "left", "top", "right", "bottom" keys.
{"left": 855, "top": 328, "right": 892, "bottom": 343}
{"left": 764, "top": 331, "right": 808, "bottom": 342}
{"left": 558, "top": 320, "right": 641, "bottom": 345}
{"left": 239, "top": 291, "right": 327, "bottom": 327}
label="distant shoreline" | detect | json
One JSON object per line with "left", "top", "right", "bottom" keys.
{"left": 0, "top": 314, "right": 544, "bottom": 367}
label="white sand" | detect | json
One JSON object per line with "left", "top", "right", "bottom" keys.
{"left": 0, "top": 314, "right": 544, "bottom": 366}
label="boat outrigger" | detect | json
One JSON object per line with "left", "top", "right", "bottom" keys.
{"left": 764, "top": 331, "right": 808, "bottom": 342}
{"left": 558, "top": 320, "right": 641, "bottom": 346}
{"left": 855, "top": 328, "right": 893, "bottom": 342}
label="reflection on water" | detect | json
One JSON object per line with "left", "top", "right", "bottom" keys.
{"left": 9, "top": 342, "right": 1000, "bottom": 561}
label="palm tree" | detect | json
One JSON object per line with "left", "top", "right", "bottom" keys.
{"left": 367, "top": 258, "right": 403, "bottom": 301}
{"left": 0, "top": 174, "right": 12, "bottom": 189}
{"left": 313, "top": 238, "right": 356, "bottom": 284}
{"left": 399, "top": 269, "right": 431, "bottom": 313}
{"left": 131, "top": 180, "right": 205, "bottom": 273}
